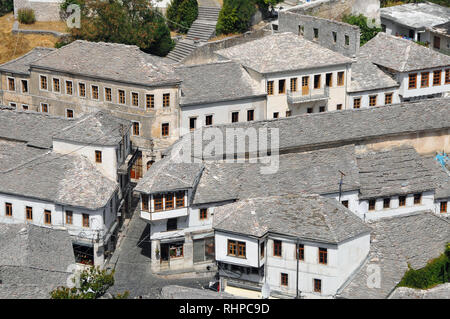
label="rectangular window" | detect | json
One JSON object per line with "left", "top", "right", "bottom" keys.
{"left": 369, "top": 199, "right": 376, "bottom": 211}
{"left": 66, "top": 109, "right": 74, "bottom": 118}
{"left": 66, "top": 81, "right": 73, "bottom": 95}
{"left": 41, "top": 103, "right": 49, "bottom": 113}
{"left": 319, "top": 106, "right": 325, "bottom": 113}
{"left": 314, "top": 74, "right": 321, "bottom": 89}
{"left": 8, "top": 77, "right": 15, "bottom": 91}
{"left": 238, "top": 241, "right": 246, "bottom": 257}
{"left": 189, "top": 117, "right": 197, "bottom": 131}
{"left": 200, "top": 208, "right": 208, "bottom": 220}
{"left": 260, "top": 242, "right": 265, "bottom": 258}
{"left": 105, "top": 88, "right": 112, "bottom": 101}
{"left": 326, "top": 73, "right": 333, "bottom": 87}
{"left": 162, "top": 123, "right": 169, "bottom": 137}
{"left": 433, "top": 70, "right": 441, "bottom": 86}
{"left": 273, "top": 112, "right": 279, "bottom": 118}
{"left": 297, "top": 244, "right": 304, "bottom": 261}
{"left": 119, "top": 90, "right": 126, "bottom": 104}
{"left": 286, "top": 110, "right": 291, "bottom": 117}
{"left": 228, "top": 240, "right": 237, "bottom": 256}
{"left": 383, "top": 198, "right": 391, "bottom": 209}
{"left": 146, "top": 94, "right": 154, "bottom": 109}
{"left": 176, "top": 191, "right": 185, "bottom": 208}
{"left": 385, "top": 93, "right": 393, "bottom": 105}
{"left": 5, "top": 203, "right": 12, "bottom": 216}
{"left": 399, "top": 195, "right": 406, "bottom": 207}
{"left": 78, "top": 83, "right": 86, "bottom": 97}
{"left": 433, "top": 36, "right": 441, "bottom": 49}
{"left": 44, "top": 210, "right": 52, "bottom": 225}
{"left": 92, "top": 85, "right": 99, "bottom": 100}
{"left": 205, "top": 115, "right": 213, "bottom": 126}
{"left": 332, "top": 31, "right": 337, "bottom": 43}
{"left": 53, "top": 78, "right": 60, "bottom": 92}
{"left": 337, "top": 71, "right": 344, "bottom": 86}
{"left": 408, "top": 73, "right": 417, "bottom": 89}
{"left": 163, "top": 93, "right": 170, "bottom": 107}
{"left": 313, "top": 28, "right": 319, "bottom": 39}
{"left": 141, "top": 194, "right": 149, "bottom": 211}
{"left": 318, "top": 247, "right": 327, "bottom": 264}
{"left": 369, "top": 95, "right": 377, "bottom": 107}
{"left": 131, "top": 92, "right": 139, "bottom": 106}
{"left": 82, "top": 214, "right": 89, "bottom": 227}
{"left": 26, "top": 206, "right": 33, "bottom": 220}
{"left": 298, "top": 25, "right": 304, "bottom": 36}
{"left": 307, "top": 107, "right": 313, "bottom": 114}
{"left": 337, "top": 104, "right": 342, "bottom": 110}
{"left": 165, "top": 193, "right": 174, "bottom": 210}
{"left": 281, "top": 273, "right": 288, "bottom": 286}
{"left": 445, "top": 69, "right": 450, "bottom": 84}
{"left": 273, "top": 240, "right": 282, "bottom": 257}
{"left": 22, "top": 104, "right": 29, "bottom": 110}
{"left": 95, "top": 150, "right": 102, "bottom": 163}
{"left": 314, "top": 279, "right": 322, "bottom": 293}
{"left": 353, "top": 98, "right": 361, "bottom": 109}
{"left": 66, "top": 210, "right": 73, "bottom": 224}
{"left": 247, "top": 109, "right": 254, "bottom": 121}
{"left": 40, "top": 75, "right": 48, "bottom": 90}
{"left": 231, "top": 112, "right": 239, "bottom": 123}
{"left": 345, "top": 35, "right": 349, "bottom": 45}
{"left": 154, "top": 195, "right": 163, "bottom": 211}
{"left": 279, "top": 79, "right": 286, "bottom": 94}
{"left": 22, "top": 80, "right": 28, "bottom": 93}
{"left": 290, "top": 78, "right": 297, "bottom": 92}
{"left": 421, "top": 72, "right": 429, "bottom": 87}
{"left": 267, "top": 81, "right": 274, "bottom": 95}
{"left": 440, "top": 201, "right": 447, "bottom": 213}
{"left": 414, "top": 193, "right": 422, "bottom": 205}
{"left": 133, "top": 122, "right": 140, "bottom": 136}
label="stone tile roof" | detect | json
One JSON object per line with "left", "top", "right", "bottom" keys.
{"left": 0, "top": 107, "right": 73, "bottom": 149}
{"left": 0, "top": 47, "right": 55, "bottom": 75}
{"left": 423, "top": 155, "right": 450, "bottom": 200}
{"left": 360, "top": 33, "right": 450, "bottom": 72}
{"left": 0, "top": 141, "right": 118, "bottom": 210}
{"left": 213, "top": 193, "right": 371, "bottom": 244}
{"left": 338, "top": 211, "right": 449, "bottom": 299}
{"left": 193, "top": 145, "right": 360, "bottom": 205}
{"left": 380, "top": 2, "right": 450, "bottom": 30}
{"left": 389, "top": 283, "right": 450, "bottom": 299}
{"left": 215, "top": 32, "right": 353, "bottom": 74}
{"left": 356, "top": 147, "right": 437, "bottom": 200}
{"left": 31, "top": 40, "right": 181, "bottom": 87}
{"left": 161, "top": 285, "right": 240, "bottom": 299}
{"left": 167, "top": 98, "right": 450, "bottom": 159}
{"left": 53, "top": 111, "right": 131, "bottom": 146}
{"left": 134, "top": 156, "right": 204, "bottom": 194}
{"left": 176, "top": 61, "right": 265, "bottom": 106}
{"left": 0, "top": 223, "right": 74, "bottom": 299}
{"left": 348, "top": 57, "right": 399, "bottom": 93}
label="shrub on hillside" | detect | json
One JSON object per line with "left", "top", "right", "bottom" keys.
{"left": 342, "top": 14, "right": 381, "bottom": 46}
{"left": 18, "top": 8, "right": 36, "bottom": 24}
{"left": 166, "top": 0, "right": 198, "bottom": 34}
{"left": 0, "top": 0, "right": 13, "bottom": 17}
{"left": 216, "top": 0, "right": 256, "bottom": 35}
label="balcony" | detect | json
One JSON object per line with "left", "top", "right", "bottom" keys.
{"left": 140, "top": 207, "right": 189, "bottom": 222}
{"left": 287, "top": 86, "right": 329, "bottom": 104}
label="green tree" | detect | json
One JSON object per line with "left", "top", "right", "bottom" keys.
{"left": 51, "top": 266, "right": 129, "bottom": 299}
{"left": 166, "top": 0, "right": 198, "bottom": 34}
{"left": 342, "top": 14, "right": 382, "bottom": 46}
{"left": 0, "top": 0, "right": 13, "bottom": 17}
{"left": 60, "top": 0, "right": 174, "bottom": 57}
{"left": 216, "top": 0, "right": 257, "bottom": 35}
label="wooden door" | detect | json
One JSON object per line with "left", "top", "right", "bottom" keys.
{"left": 302, "top": 76, "right": 309, "bottom": 95}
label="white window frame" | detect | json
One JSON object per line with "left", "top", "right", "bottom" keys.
{"left": 7, "top": 77, "right": 16, "bottom": 91}
{"left": 118, "top": 89, "right": 126, "bottom": 105}
{"left": 205, "top": 113, "right": 214, "bottom": 126}
{"left": 52, "top": 77, "right": 61, "bottom": 93}
{"left": 65, "top": 80, "right": 74, "bottom": 96}
{"left": 230, "top": 110, "right": 240, "bottom": 123}
{"left": 78, "top": 82, "right": 87, "bottom": 98}
{"left": 9, "top": 102, "right": 17, "bottom": 108}
{"left": 39, "top": 74, "right": 48, "bottom": 91}
{"left": 40, "top": 102, "right": 49, "bottom": 113}
{"left": 104, "top": 87, "right": 113, "bottom": 102}
{"left": 66, "top": 108, "right": 74, "bottom": 118}
{"left": 91, "top": 84, "right": 100, "bottom": 101}
{"left": 132, "top": 121, "right": 140, "bottom": 136}
{"left": 21, "top": 79, "right": 29, "bottom": 93}
{"left": 130, "top": 91, "right": 139, "bottom": 107}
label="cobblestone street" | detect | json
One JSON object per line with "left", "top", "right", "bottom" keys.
{"left": 107, "top": 210, "right": 214, "bottom": 298}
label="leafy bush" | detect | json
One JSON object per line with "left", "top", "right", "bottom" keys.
{"left": 342, "top": 14, "right": 381, "bottom": 46}
{"left": 18, "top": 8, "right": 36, "bottom": 24}
{"left": 216, "top": 0, "right": 256, "bottom": 35}
{"left": 0, "top": 0, "right": 13, "bottom": 17}
{"left": 398, "top": 244, "right": 449, "bottom": 289}
{"left": 62, "top": 0, "right": 174, "bottom": 57}
{"left": 166, "top": 0, "right": 198, "bottom": 34}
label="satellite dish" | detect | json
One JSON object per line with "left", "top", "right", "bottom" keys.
{"left": 261, "top": 282, "right": 271, "bottom": 299}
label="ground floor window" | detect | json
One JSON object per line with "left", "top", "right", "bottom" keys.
{"left": 440, "top": 201, "right": 448, "bottom": 213}
{"left": 314, "top": 278, "right": 322, "bottom": 293}
{"left": 73, "top": 244, "right": 94, "bottom": 266}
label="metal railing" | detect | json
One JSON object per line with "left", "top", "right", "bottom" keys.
{"left": 287, "top": 86, "right": 329, "bottom": 104}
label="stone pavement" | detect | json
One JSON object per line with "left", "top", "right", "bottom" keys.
{"left": 107, "top": 210, "right": 213, "bottom": 298}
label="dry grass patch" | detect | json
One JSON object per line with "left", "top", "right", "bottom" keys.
{"left": 0, "top": 13, "right": 59, "bottom": 65}
{"left": 19, "top": 20, "right": 68, "bottom": 33}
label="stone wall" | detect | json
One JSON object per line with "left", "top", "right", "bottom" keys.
{"left": 14, "top": 0, "right": 63, "bottom": 22}
{"left": 182, "top": 27, "right": 272, "bottom": 66}
{"left": 278, "top": 11, "right": 360, "bottom": 58}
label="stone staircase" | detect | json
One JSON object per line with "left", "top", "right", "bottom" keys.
{"left": 166, "top": 6, "right": 221, "bottom": 63}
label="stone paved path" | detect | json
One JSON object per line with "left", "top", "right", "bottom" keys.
{"left": 107, "top": 211, "right": 213, "bottom": 298}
